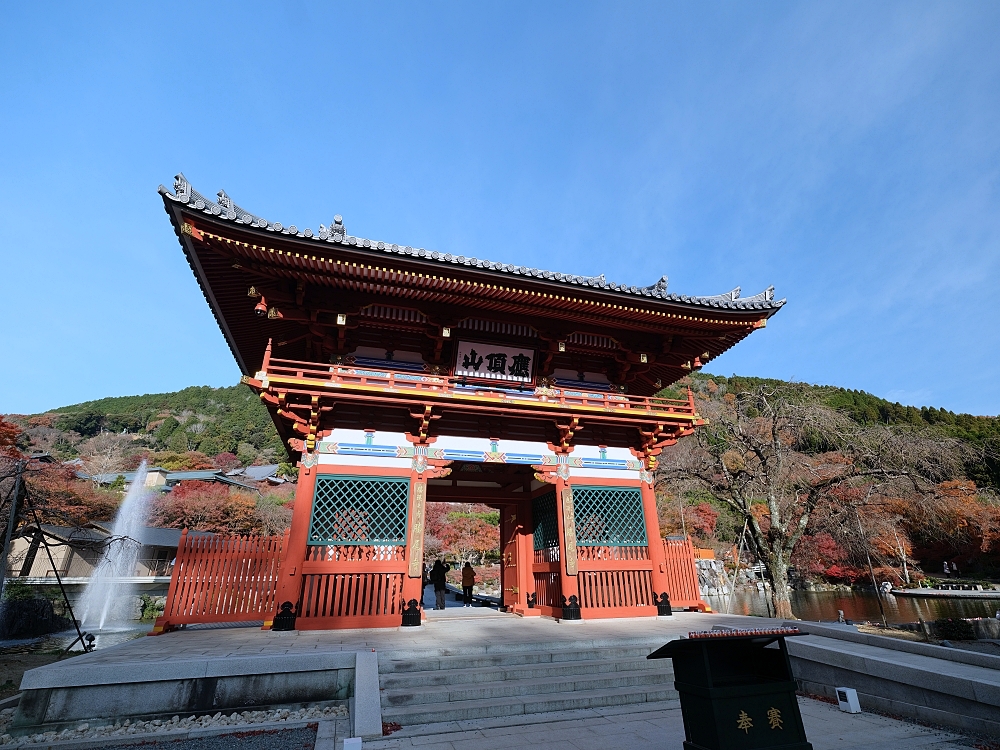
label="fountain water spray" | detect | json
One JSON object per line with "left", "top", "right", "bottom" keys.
{"left": 80, "top": 461, "right": 152, "bottom": 629}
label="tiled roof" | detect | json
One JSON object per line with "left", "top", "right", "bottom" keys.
{"left": 160, "top": 174, "right": 785, "bottom": 312}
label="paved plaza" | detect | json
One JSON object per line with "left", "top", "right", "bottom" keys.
{"left": 25, "top": 612, "right": 772, "bottom": 679}
{"left": 357, "top": 698, "right": 981, "bottom": 750}
{"left": 17, "top": 612, "right": 995, "bottom": 750}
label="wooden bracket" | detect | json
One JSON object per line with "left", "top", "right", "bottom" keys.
{"left": 551, "top": 417, "right": 583, "bottom": 453}
{"left": 408, "top": 404, "right": 440, "bottom": 443}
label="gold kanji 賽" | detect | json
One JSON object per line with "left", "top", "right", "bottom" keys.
{"left": 737, "top": 710, "right": 753, "bottom": 733}
{"left": 767, "top": 707, "right": 783, "bottom": 730}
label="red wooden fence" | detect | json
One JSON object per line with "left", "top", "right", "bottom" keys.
{"left": 150, "top": 530, "right": 706, "bottom": 633}
{"left": 150, "top": 529, "right": 286, "bottom": 634}
{"left": 662, "top": 536, "right": 709, "bottom": 611}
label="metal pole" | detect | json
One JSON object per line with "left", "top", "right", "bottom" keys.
{"left": 24, "top": 495, "right": 90, "bottom": 653}
{"left": 0, "top": 459, "right": 26, "bottom": 597}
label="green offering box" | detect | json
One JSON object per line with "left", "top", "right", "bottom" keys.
{"left": 648, "top": 627, "right": 813, "bottom": 750}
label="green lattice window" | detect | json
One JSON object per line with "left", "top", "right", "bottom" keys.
{"left": 309, "top": 476, "right": 410, "bottom": 545}
{"left": 532, "top": 491, "right": 559, "bottom": 551}
{"left": 573, "top": 486, "right": 647, "bottom": 547}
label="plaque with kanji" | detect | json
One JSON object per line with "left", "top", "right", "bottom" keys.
{"left": 454, "top": 340, "right": 535, "bottom": 384}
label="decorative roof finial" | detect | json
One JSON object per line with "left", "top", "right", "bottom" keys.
{"left": 332, "top": 215, "right": 345, "bottom": 240}
{"left": 173, "top": 173, "right": 192, "bottom": 204}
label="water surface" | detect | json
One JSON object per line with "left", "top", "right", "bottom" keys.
{"left": 707, "top": 589, "right": 1000, "bottom": 624}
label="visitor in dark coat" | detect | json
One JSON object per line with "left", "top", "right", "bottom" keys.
{"left": 430, "top": 560, "right": 450, "bottom": 610}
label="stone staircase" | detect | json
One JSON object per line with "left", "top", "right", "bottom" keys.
{"left": 378, "top": 639, "right": 677, "bottom": 726}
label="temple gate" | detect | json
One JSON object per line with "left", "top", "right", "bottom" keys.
{"left": 155, "top": 174, "right": 784, "bottom": 630}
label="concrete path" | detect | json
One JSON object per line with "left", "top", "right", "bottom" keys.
{"left": 360, "top": 696, "right": 979, "bottom": 750}
{"left": 420, "top": 585, "right": 513, "bottom": 621}
{"left": 119, "top": 726, "right": 317, "bottom": 750}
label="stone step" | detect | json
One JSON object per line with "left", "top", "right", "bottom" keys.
{"left": 377, "top": 637, "right": 673, "bottom": 663}
{"left": 366, "top": 698, "right": 683, "bottom": 747}
{"left": 381, "top": 683, "right": 680, "bottom": 725}
{"left": 379, "top": 645, "right": 663, "bottom": 674}
{"left": 383, "top": 667, "right": 674, "bottom": 707}
{"left": 380, "top": 656, "right": 671, "bottom": 690}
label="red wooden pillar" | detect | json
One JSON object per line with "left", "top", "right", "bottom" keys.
{"left": 267, "top": 459, "right": 315, "bottom": 628}
{"left": 517, "top": 498, "right": 536, "bottom": 614}
{"left": 640, "top": 479, "right": 671, "bottom": 601}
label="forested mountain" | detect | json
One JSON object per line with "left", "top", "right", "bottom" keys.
{"left": 14, "top": 385, "right": 286, "bottom": 467}
{"left": 687, "top": 373, "right": 1000, "bottom": 489}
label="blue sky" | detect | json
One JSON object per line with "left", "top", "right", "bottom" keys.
{"left": 1, "top": 3, "right": 998, "bottom": 416}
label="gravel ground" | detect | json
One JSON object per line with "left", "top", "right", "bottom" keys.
{"left": 111, "top": 726, "right": 317, "bottom": 750}
{"left": 0, "top": 704, "right": 347, "bottom": 746}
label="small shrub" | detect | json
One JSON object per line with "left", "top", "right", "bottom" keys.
{"left": 139, "top": 594, "right": 165, "bottom": 621}
{"left": 934, "top": 618, "right": 975, "bottom": 641}
{"left": 2, "top": 579, "right": 34, "bottom": 601}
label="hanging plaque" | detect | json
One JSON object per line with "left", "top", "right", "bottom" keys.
{"left": 407, "top": 482, "right": 427, "bottom": 578}
{"left": 453, "top": 340, "right": 535, "bottom": 384}
{"left": 562, "top": 487, "right": 578, "bottom": 576}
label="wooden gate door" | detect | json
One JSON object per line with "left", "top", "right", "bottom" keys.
{"left": 500, "top": 504, "right": 519, "bottom": 611}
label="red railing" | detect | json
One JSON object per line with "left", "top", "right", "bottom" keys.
{"left": 533, "top": 546, "right": 561, "bottom": 563}
{"left": 298, "top": 572, "right": 405, "bottom": 629}
{"left": 253, "top": 355, "right": 698, "bottom": 418}
{"left": 578, "top": 569, "right": 655, "bottom": 610}
{"left": 533, "top": 572, "right": 562, "bottom": 609}
{"left": 151, "top": 530, "right": 286, "bottom": 634}
{"left": 662, "top": 536, "right": 708, "bottom": 611}
{"left": 577, "top": 545, "right": 650, "bottom": 562}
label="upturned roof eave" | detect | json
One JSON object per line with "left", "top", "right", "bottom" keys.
{"left": 172, "top": 202, "right": 784, "bottom": 329}
{"left": 159, "top": 174, "right": 786, "bottom": 317}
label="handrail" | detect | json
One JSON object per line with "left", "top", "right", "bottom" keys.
{"left": 255, "top": 356, "right": 698, "bottom": 417}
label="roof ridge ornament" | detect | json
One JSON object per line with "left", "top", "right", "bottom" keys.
{"left": 173, "top": 173, "right": 192, "bottom": 204}
{"left": 640, "top": 276, "right": 669, "bottom": 297}
{"left": 319, "top": 215, "right": 345, "bottom": 242}
{"left": 217, "top": 189, "right": 268, "bottom": 227}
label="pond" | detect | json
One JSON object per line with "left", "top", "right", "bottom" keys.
{"left": 0, "top": 623, "right": 152, "bottom": 654}
{"left": 706, "top": 589, "right": 1000, "bottom": 624}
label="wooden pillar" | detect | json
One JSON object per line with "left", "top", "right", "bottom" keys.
{"left": 401, "top": 472, "right": 427, "bottom": 610}
{"left": 640, "top": 479, "right": 671, "bottom": 599}
{"left": 517, "top": 498, "right": 535, "bottom": 613}
{"left": 554, "top": 474, "right": 579, "bottom": 611}
{"left": 268, "top": 459, "right": 315, "bottom": 627}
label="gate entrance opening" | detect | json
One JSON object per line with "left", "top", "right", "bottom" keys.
{"left": 425, "top": 462, "right": 542, "bottom": 615}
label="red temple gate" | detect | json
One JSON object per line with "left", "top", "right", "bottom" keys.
{"left": 157, "top": 173, "right": 782, "bottom": 629}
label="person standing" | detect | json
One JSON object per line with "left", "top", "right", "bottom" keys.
{"left": 462, "top": 562, "right": 476, "bottom": 607}
{"left": 430, "top": 560, "right": 450, "bottom": 610}
{"left": 943, "top": 561, "right": 950, "bottom": 579}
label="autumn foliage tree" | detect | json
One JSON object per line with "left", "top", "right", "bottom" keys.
{"left": 147, "top": 480, "right": 292, "bottom": 536}
{"left": 0, "top": 417, "right": 21, "bottom": 459}
{"left": 425, "top": 502, "right": 500, "bottom": 564}
{"left": 658, "top": 385, "right": 966, "bottom": 619}
{"left": 148, "top": 481, "right": 257, "bottom": 535}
